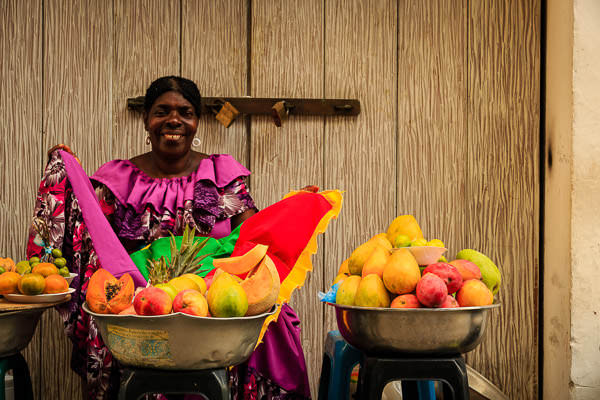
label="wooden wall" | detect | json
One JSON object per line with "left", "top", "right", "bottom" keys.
{"left": 0, "top": 0, "right": 540, "bottom": 399}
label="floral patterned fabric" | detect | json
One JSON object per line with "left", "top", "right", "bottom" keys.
{"left": 26, "top": 150, "right": 309, "bottom": 399}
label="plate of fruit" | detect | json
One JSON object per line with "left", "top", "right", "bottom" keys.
{"left": 4, "top": 287, "right": 76, "bottom": 304}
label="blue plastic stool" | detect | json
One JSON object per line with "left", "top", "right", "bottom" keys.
{"left": 0, "top": 353, "right": 34, "bottom": 400}
{"left": 318, "top": 330, "right": 436, "bottom": 400}
{"left": 317, "top": 330, "right": 362, "bottom": 400}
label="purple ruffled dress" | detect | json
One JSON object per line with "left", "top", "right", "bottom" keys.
{"left": 27, "top": 151, "right": 312, "bottom": 400}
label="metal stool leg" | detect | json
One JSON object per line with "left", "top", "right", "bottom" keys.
{"left": 0, "top": 354, "right": 33, "bottom": 400}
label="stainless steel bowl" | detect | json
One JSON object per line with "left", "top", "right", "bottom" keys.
{"left": 83, "top": 303, "right": 277, "bottom": 370}
{"left": 0, "top": 308, "right": 45, "bottom": 357}
{"left": 330, "top": 302, "right": 500, "bottom": 355}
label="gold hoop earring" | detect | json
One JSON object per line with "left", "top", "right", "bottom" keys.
{"left": 146, "top": 135, "right": 151, "bottom": 145}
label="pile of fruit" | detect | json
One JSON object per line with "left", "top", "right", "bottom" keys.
{"left": 333, "top": 215, "right": 501, "bottom": 308}
{"left": 0, "top": 254, "right": 70, "bottom": 296}
{"left": 86, "top": 226, "right": 280, "bottom": 318}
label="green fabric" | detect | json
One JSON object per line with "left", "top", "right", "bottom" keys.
{"left": 130, "top": 224, "right": 242, "bottom": 280}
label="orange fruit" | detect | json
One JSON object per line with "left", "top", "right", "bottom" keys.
{"left": 32, "top": 262, "right": 59, "bottom": 278}
{"left": 44, "top": 274, "right": 69, "bottom": 294}
{"left": 0, "top": 271, "right": 21, "bottom": 294}
{"left": 18, "top": 273, "right": 46, "bottom": 295}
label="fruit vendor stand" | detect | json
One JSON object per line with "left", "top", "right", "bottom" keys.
{"left": 317, "top": 214, "right": 506, "bottom": 399}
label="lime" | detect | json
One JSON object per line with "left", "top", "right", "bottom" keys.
{"left": 410, "top": 238, "right": 428, "bottom": 247}
{"left": 51, "top": 249, "right": 63, "bottom": 258}
{"left": 0, "top": 267, "right": 5, "bottom": 274}
{"left": 30, "top": 261, "right": 39, "bottom": 268}
{"left": 438, "top": 255, "right": 448, "bottom": 263}
{"left": 29, "top": 256, "right": 40, "bottom": 264}
{"left": 393, "top": 234, "right": 411, "bottom": 248}
{"left": 426, "top": 239, "right": 445, "bottom": 248}
{"left": 59, "top": 267, "right": 70, "bottom": 277}
{"left": 53, "top": 257, "right": 67, "bottom": 268}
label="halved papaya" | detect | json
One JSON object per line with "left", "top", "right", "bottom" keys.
{"left": 241, "top": 255, "right": 280, "bottom": 316}
{"left": 86, "top": 268, "right": 134, "bottom": 314}
{"left": 212, "top": 243, "right": 269, "bottom": 275}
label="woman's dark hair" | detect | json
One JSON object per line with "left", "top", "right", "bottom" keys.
{"left": 144, "top": 76, "right": 202, "bottom": 116}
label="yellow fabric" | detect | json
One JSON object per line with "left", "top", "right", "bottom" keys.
{"left": 255, "top": 190, "right": 343, "bottom": 346}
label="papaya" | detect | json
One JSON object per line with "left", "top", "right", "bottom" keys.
{"left": 86, "top": 269, "right": 134, "bottom": 314}
{"left": 0, "top": 257, "right": 16, "bottom": 273}
{"left": 212, "top": 244, "right": 269, "bottom": 275}
{"left": 240, "top": 255, "right": 280, "bottom": 316}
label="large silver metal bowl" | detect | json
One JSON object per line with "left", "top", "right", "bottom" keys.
{"left": 83, "top": 303, "right": 277, "bottom": 370}
{"left": 329, "top": 302, "right": 500, "bottom": 355}
{"left": 0, "top": 308, "right": 45, "bottom": 357}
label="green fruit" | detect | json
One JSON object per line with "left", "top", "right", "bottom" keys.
{"left": 410, "top": 238, "right": 428, "bottom": 247}
{"left": 51, "top": 249, "right": 63, "bottom": 258}
{"left": 16, "top": 264, "right": 32, "bottom": 275}
{"left": 393, "top": 234, "right": 411, "bottom": 248}
{"left": 29, "top": 262, "right": 39, "bottom": 268}
{"left": 438, "top": 255, "right": 448, "bottom": 263}
{"left": 456, "top": 249, "right": 501, "bottom": 294}
{"left": 59, "top": 267, "right": 70, "bottom": 277}
{"left": 29, "top": 257, "right": 40, "bottom": 264}
{"left": 0, "top": 267, "right": 5, "bottom": 274}
{"left": 53, "top": 257, "right": 67, "bottom": 268}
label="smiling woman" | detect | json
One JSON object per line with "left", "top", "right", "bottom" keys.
{"left": 26, "top": 76, "right": 313, "bottom": 399}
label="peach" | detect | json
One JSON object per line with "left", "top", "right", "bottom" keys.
{"left": 422, "top": 262, "right": 463, "bottom": 294}
{"left": 118, "top": 304, "right": 137, "bottom": 315}
{"left": 133, "top": 287, "right": 172, "bottom": 315}
{"left": 416, "top": 273, "right": 447, "bottom": 307}
{"left": 390, "top": 294, "right": 421, "bottom": 308}
{"left": 456, "top": 279, "right": 493, "bottom": 307}
{"left": 440, "top": 295, "right": 459, "bottom": 308}
{"left": 449, "top": 259, "right": 482, "bottom": 281}
{"left": 172, "top": 289, "right": 209, "bottom": 317}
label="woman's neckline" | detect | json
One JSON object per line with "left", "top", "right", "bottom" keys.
{"left": 128, "top": 151, "right": 209, "bottom": 180}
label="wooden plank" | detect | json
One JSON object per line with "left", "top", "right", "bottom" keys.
{"left": 323, "top": 0, "right": 397, "bottom": 358}
{"left": 543, "top": 0, "right": 573, "bottom": 398}
{"left": 466, "top": 1, "right": 541, "bottom": 399}
{"left": 42, "top": 1, "right": 113, "bottom": 398}
{"left": 250, "top": 1, "right": 324, "bottom": 397}
{"left": 0, "top": 1, "right": 42, "bottom": 397}
{"left": 112, "top": 0, "right": 180, "bottom": 161}
{"left": 43, "top": 0, "right": 113, "bottom": 174}
{"left": 397, "top": 0, "right": 468, "bottom": 258}
{"left": 182, "top": 0, "right": 248, "bottom": 166}
{"left": 0, "top": 296, "right": 70, "bottom": 311}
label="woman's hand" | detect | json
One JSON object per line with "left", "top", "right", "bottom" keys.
{"left": 299, "top": 185, "right": 319, "bottom": 193}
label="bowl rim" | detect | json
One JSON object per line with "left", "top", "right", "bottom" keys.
{"left": 83, "top": 302, "right": 279, "bottom": 321}
{"left": 326, "top": 301, "right": 501, "bottom": 312}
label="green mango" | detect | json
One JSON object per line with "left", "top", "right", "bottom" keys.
{"left": 455, "top": 249, "right": 501, "bottom": 294}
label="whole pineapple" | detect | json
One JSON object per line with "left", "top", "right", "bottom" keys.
{"left": 146, "top": 225, "right": 211, "bottom": 285}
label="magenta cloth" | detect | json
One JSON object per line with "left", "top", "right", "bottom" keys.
{"left": 60, "top": 150, "right": 147, "bottom": 287}
{"left": 91, "top": 155, "right": 251, "bottom": 215}
{"left": 248, "top": 304, "right": 311, "bottom": 397}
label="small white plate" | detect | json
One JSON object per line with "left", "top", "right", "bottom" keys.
{"left": 66, "top": 272, "right": 77, "bottom": 285}
{"left": 3, "top": 287, "right": 76, "bottom": 304}
{"left": 392, "top": 246, "right": 448, "bottom": 265}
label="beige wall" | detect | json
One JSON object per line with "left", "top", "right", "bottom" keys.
{"left": 545, "top": 0, "right": 600, "bottom": 398}
{"left": 571, "top": 0, "right": 600, "bottom": 398}
{"left": 1, "top": 1, "right": 540, "bottom": 398}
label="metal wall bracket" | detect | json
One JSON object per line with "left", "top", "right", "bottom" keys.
{"left": 127, "top": 96, "right": 360, "bottom": 117}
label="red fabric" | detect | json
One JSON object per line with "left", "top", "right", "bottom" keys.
{"left": 206, "top": 191, "right": 333, "bottom": 282}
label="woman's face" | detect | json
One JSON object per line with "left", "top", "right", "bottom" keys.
{"left": 144, "top": 91, "right": 199, "bottom": 159}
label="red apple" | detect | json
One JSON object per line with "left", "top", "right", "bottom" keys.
{"left": 390, "top": 294, "right": 421, "bottom": 308}
{"left": 172, "top": 289, "right": 209, "bottom": 317}
{"left": 416, "top": 273, "right": 448, "bottom": 307}
{"left": 449, "top": 259, "right": 482, "bottom": 281}
{"left": 422, "top": 262, "right": 463, "bottom": 294}
{"left": 440, "top": 295, "right": 459, "bottom": 308}
{"left": 133, "top": 287, "right": 172, "bottom": 315}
